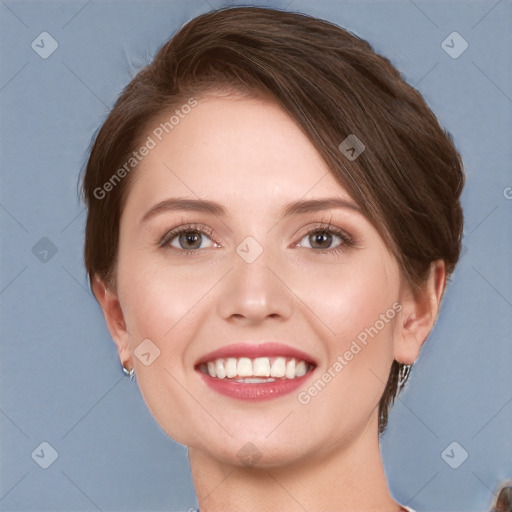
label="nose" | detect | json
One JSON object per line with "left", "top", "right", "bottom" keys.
{"left": 216, "top": 242, "right": 294, "bottom": 325}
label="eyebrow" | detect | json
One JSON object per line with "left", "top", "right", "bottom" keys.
{"left": 140, "top": 197, "right": 361, "bottom": 223}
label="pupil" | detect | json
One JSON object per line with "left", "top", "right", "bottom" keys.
{"left": 180, "top": 231, "right": 201, "bottom": 249}
{"left": 311, "top": 231, "right": 331, "bottom": 249}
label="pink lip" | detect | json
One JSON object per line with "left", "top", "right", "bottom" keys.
{"left": 195, "top": 342, "right": 318, "bottom": 367}
{"left": 195, "top": 342, "right": 318, "bottom": 402}
{"left": 198, "top": 370, "right": 315, "bottom": 401}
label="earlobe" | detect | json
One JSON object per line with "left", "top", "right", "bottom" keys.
{"left": 91, "top": 275, "right": 133, "bottom": 369}
{"left": 394, "top": 260, "right": 446, "bottom": 364}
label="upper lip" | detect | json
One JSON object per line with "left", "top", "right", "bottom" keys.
{"left": 195, "top": 342, "right": 318, "bottom": 367}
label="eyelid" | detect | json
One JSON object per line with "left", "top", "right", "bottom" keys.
{"left": 158, "top": 222, "right": 219, "bottom": 248}
{"left": 159, "top": 219, "right": 356, "bottom": 254}
{"left": 296, "top": 220, "right": 354, "bottom": 244}
{"left": 296, "top": 222, "right": 355, "bottom": 252}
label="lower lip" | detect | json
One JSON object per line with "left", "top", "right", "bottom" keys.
{"left": 197, "top": 369, "right": 315, "bottom": 401}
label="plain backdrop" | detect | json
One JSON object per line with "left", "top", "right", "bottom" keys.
{"left": 0, "top": 1, "right": 511, "bottom": 511}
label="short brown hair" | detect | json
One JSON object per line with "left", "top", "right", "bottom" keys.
{"left": 81, "top": 6, "right": 464, "bottom": 435}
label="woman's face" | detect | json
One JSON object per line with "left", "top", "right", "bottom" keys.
{"left": 111, "top": 94, "right": 415, "bottom": 467}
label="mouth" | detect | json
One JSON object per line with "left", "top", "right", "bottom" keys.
{"left": 197, "top": 356, "right": 315, "bottom": 382}
{"left": 194, "top": 342, "right": 317, "bottom": 400}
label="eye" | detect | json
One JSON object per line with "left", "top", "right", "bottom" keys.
{"left": 159, "top": 221, "right": 355, "bottom": 256}
{"left": 159, "top": 224, "right": 219, "bottom": 253}
{"left": 298, "top": 223, "right": 354, "bottom": 254}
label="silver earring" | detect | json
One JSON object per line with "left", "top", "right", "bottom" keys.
{"left": 398, "top": 363, "right": 412, "bottom": 388}
{"left": 122, "top": 364, "right": 135, "bottom": 381}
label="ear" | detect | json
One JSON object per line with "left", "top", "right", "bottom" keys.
{"left": 394, "top": 260, "right": 446, "bottom": 364}
{"left": 92, "top": 275, "right": 133, "bottom": 370}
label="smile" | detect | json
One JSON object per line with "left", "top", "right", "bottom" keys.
{"left": 195, "top": 342, "right": 318, "bottom": 400}
{"left": 198, "top": 356, "right": 314, "bottom": 382}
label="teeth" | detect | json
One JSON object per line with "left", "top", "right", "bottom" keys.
{"left": 225, "top": 358, "right": 237, "bottom": 378}
{"left": 296, "top": 360, "right": 307, "bottom": 377}
{"left": 285, "top": 359, "right": 295, "bottom": 379}
{"left": 233, "top": 377, "right": 276, "bottom": 383}
{"left": 200, "top": 356, "right": 313, "bottom": 380}
{"left": 253, "top": 357, "right": 271, "bottom": 377}
{"left": 215, "top": 359, "right": 226, "bottom": 379}
{"left": 270, "top": 357, "right": 286, "bottom": 378}
{"left": 237, "top": 357, "right": 253, "bottom": 377}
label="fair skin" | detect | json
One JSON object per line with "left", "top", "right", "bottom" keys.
{"left": 93, "top": 93, "right": 445, "bottom": 511}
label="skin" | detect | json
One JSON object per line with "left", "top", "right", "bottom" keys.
{"left": 93, "top": 93, "right": 446, "bottom": 511}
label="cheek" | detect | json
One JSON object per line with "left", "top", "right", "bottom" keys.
{"left": 117, "top": 248, "right": 211, "bottom": 340}
{"left": 116, "top": 260, "right": 209, "bottom": 444}
{"left": 299, "top": 251, "right": 399, "bottom": 340}
{"left": 299, "top": 251, "right": 399, "bottom": 404}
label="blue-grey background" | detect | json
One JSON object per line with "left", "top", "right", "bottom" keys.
{"left": 0, "top": 1, "right": 511, "bottom": 511}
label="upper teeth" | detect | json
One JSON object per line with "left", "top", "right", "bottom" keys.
{"left": 200, "top": 357, "right": 312, "bottom": 380}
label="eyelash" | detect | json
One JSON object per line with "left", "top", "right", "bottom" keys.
{"left": 158, "top": 221, "right": 355, "bottom": 257}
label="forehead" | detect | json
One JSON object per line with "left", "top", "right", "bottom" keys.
{"left": 124, "top": 95, "right": 353, "bottom": 215}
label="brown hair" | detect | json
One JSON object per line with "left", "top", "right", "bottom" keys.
{"left": 81, "top": 6, "right": 464, "bottom": 435}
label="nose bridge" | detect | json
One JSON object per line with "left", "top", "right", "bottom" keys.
{"left": 216, "top": 235, "right": 293, "bottom": 322}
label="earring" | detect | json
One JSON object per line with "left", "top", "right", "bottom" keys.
{"left": 398, "top": 363, "right": 412, "bottom": 389}
{"left": 122, "top": 363, "right": 135, "bottom": 381}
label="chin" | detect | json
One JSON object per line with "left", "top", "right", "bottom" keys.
{"left": 188, "top": 429, "right": 316, "bottom": 469}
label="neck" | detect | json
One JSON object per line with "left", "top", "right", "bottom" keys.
{"left": 188, "top": 413, "right": 403, "bottom": 512}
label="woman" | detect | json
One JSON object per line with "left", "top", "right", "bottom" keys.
{"left": 81, "top": 6, "right": 464, "bottom": 511}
